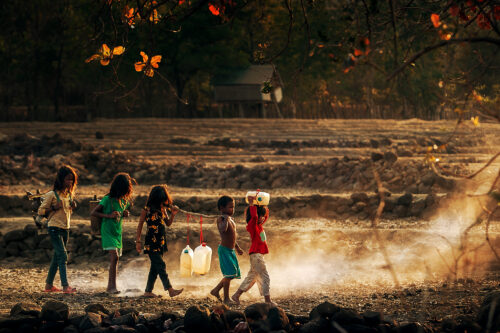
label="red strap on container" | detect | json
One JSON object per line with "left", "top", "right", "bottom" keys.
{"left": 186, "top": 214, "right": 190, "bottom": 245}
{"left": 200, "top": 216, "right": 204, "bottom": 245}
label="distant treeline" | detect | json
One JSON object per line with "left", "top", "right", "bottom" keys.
{"left": 0, "top": 1, "right": 497, "bottom": 121}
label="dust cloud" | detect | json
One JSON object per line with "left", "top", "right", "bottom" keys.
{"left": 114, "top": 168, "right": 499, "bottom": 298}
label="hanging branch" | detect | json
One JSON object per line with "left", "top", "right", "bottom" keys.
{"left": 372, "top": 165, "right": 400, "bottom": 288}
{"left": 386, "top": 38, "right": 500, "bottom": 81}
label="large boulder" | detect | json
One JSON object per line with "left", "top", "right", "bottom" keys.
{"left": 111, "top": 313, "right": 138, "bottom": 327}
{"left": 309, "top": 301, "right": 341, "bottom": 321}
{"left": 244, "top": 303, "right": 273, "bottom": 322}
{"left": 268, "top": 306, "right": 290, "bottom": 331}
{"left": 84, "top": 303, "right": 110, "bottom": 316}
{"left": 23, "top": 224, "right": 38, "bottom": 238}
{"left": 184, "top": 305, "right": 215, "bottom": 333}
{"left": 10, "top": 302, "right": 41, "bottom": 317}
{"left": 477, "top": 291, "right": 500, "bottom": 331}
{"left": 79, "top": 312, "right": 102, "bottom": 331}
{"left": 40, "top": 301, "right": 69, "bottom": 322}
{"left": 3, "top": 230, "right": 25, "bottom": 243}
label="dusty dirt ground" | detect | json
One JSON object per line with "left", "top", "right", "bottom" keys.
{"left": 0, "top": 118, "right": 499, "bottom": 327}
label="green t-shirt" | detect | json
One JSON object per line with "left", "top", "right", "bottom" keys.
{"left": 100, "top": 195, "right": 130, "bottom": 249}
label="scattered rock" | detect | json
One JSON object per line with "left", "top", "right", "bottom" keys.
{"left": 40, "top": 301, "right": 69, "bottom": 322}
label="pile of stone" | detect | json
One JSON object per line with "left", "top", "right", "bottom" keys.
{"left": 0, "top": 191, "right": 442, "bottom": 222}
{"left": 1, "top": 293, "right": 498, "bottom": 332}
{"left": 0, "top": 224, "right": 158, "bottom": 264}
{"left": 0, "top": 133, "right": 466, "bottom": 195}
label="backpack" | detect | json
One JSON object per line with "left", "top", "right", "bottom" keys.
{"left": 27, "top": 190, "right": 62, "bottom": 229}
{"left": 89, "top": 195, "right": 102, "bottom": 236}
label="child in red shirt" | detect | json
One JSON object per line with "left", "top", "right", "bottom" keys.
{"left": 231, "top": 195, "right": 273, "bottom": 304}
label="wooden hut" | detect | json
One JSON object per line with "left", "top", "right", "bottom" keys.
{"left": 213, "top": 65, "right": 283, "bottom": 118}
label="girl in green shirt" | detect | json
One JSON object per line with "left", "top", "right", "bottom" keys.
{"left": 91, "top": 172, "right": 135, "bottom": 294}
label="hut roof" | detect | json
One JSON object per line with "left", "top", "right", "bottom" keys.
{"left": 214, "top": 65, "right": 275, "bottom": 86}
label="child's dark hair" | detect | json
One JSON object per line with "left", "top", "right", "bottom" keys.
{"left": 146, "top": 185, "right": 173, "bottom": 211}
{"left": 217, "top": 195, "right": 234, "bottom": 210}
{"left": 246, "top": 206, "right": 269, "bottom": 223}
{"left": 109, "top": 172, "right": 136, "bottom": 202}
{"left": 53, "top": 165, "right": 78, "bottom": 195}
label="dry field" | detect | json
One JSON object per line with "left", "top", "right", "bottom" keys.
{"left": 0, "top": 118, "right": 499, "bottom": 328}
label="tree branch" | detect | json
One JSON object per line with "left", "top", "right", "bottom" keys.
{"left": 386, "top": 38, "right": 500, "bottom": 81}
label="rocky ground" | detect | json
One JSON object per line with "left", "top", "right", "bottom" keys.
{"left": 0, "top": 119, "right": 499, "bottom": 332}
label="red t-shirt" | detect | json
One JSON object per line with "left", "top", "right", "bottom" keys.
{"left": 246, "top": 206, "right": 269, "bottom": 255}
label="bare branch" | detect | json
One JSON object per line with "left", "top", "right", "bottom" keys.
{"left": 386, "top": 38, "right": 500, "bottom": 81}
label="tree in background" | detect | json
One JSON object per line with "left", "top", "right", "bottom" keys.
{"left": 0, "top": 0, "right": 498, "bottom": 120}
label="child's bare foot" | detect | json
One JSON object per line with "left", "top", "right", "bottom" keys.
{"left": 231, "top": 290, "right": 242, "bottom": 305}
{"left": 210, "top": 288, "right": 222, "bottom": 301}
{"left": 143, "top": 292, "right": 162, "bottom": 298}
{"left": 223, "top": 298, "right": 236, "bottom": 306}
{"left": 168, "top": 288, "right": 183, "bottom": 297}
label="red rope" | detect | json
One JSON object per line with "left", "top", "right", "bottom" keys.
{"left": 186, "top": 214, "right": 190, "bottom": 245}
{"left": 200, "top": 216, "right": 204, "bottom": 245}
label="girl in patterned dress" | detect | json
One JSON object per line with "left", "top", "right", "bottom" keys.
{"left": 135, "top": 185, "right": 183, "bottom": 298}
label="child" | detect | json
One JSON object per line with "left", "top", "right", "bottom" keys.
{"left": 232, "top": 195, "right": 273, "bottom": 304}
{"left": 91, "top": 172, "right": 134, "bottom": 294}
{"left": 210, "top": 195, "right": 243, "bottom": 305}
{"left": 38, "top": 165, "right": 78, "bottom": 294}
{"left": 135, "top": 185, "right": 183, "bottom": 298}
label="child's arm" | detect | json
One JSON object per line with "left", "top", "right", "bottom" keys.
{"left": 217, "top": 216, "right": 228, "bottom": 234}
{"left": 135, "top": 209, "right": 147, "bottom": 253}
{"left": 166, "top": 205, "right": 179, "bottom": 227}
{"left": 37, "top": 191, "right": 56, "bottom": 216}
{"left": 91, "top": 204, "right": 120, "bottom": 219}
{"left": 235, "top": 242, "right": 243, "bottom": 255}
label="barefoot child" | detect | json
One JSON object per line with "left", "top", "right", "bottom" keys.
{"left": 135, "top": 185, "right": 183, "bottom": 298}
{"left": 39, "top": 165, "right": 78, "bottom": 294}
{"left": 91, "top": 173, "right": 134, "bottom": 294}
{"left": 232, "top": 195, "right": 273, "bottom": 304}
{"left": 210, "top": 195, "right": 243, "bottom": 305}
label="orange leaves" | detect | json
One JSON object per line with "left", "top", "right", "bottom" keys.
{"left": 208, "top": 3, "right": 221, "bottom": 16}
{"left": 472, "top": 90, "right": 483, "bottom": 102}
{"left": 343, "top": 37, "right": 370, "bottom": 74}
{"left": 431, "top": 13, "right": 441, "bottom": 28}
{"left": 123, "top": 1, "right": 160, "bottom": 28}
{"left": 438, "top": 31, "right": 452, "bottom": 40}
{"left": 85, "top": 44, "right": 125, "bottom": 66}
{"left": 208, "top": 0, "right": 234, "bottom": 19}
{"left": 354, "top": 49, "right": 363, "bottom": 56}
{"left": 471, "top": 116, "right": 480, "bottom": 127}
{"left": 430, "top": 13, "right": 453, "bottom": 40}
{"left": 123, "top": 5, "right": 137, "bottom": 27}
{"left": 134, "top": 51, "right": 162, "bottom": 77}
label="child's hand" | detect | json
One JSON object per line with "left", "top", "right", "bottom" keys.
{"left": 135, "top": 242, "right": 142, "bottom": 254}
{"left": 236, "top": 248, "right": 243, "bottom": 255}
{"left": 171, "top": 205, "right": 179, "bottom": 215}
{"left": 123, "top": 210, "right": 130, "bottom": 218}
{"left": 110, "top": 211, "right": 121, "bottom": 219}
{"left": 247, "top": 196, "right": 256, "bottom": 206}
{"left": 70, "top": 200, "right": 77, "bottom": 210}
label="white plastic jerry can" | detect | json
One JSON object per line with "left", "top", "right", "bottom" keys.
{"left": 180, "top": 245, "right": 194, "bottom": 277}
{"left": 245, "top": 191, "right": 270, "bottom": 206}
{"left": 192, "top": 243, "right": 212, "bottom": 275}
